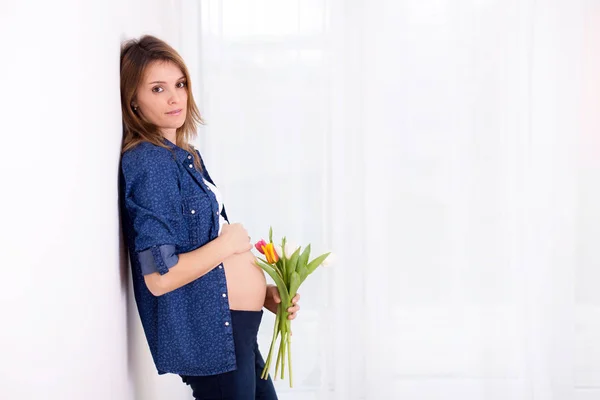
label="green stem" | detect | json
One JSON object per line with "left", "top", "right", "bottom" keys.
{"left": 274, "top": 331, "right": 284, "bottom": 379}
{"left": 261, "top": 305, "right": 281, "bottom": 379}
{"left": 282, "top": 256, "right": 287, "bottom": 285}
{"left": 279, "top": 300, "right": 291, "bottom": 379}
{"left": 275, "top": 304, "right": 290, "bottom": 380}
{"left": 280, "top": 332, "right": 287, "bottom": 380}
{"left": 287, "top": 330, "right": 293, "bottom": 388}
{"left": 280, "top": 319, "right": 291, "bottom": 381}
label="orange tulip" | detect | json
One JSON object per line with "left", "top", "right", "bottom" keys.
{"left": 262, "top": 242, "right": 279, "bottom": 264}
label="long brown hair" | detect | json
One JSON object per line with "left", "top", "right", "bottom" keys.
{"left": 120, "top": 35, "right": 204, "bottom": 172}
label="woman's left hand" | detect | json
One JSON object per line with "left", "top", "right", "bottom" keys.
{"left": 264, "top": 284, "right": 301, "bottom": 321}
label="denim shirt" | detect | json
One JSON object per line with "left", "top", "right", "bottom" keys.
{"left": 119, "top": 137, "right": 236, "bottom": 376}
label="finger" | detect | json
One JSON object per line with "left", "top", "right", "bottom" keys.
{"left": 287, "top": 304, "right": 300, "bottom": 313}
{"left": 292, "top": 293, "right": 301, "bottom": 304}
{"left": 273, "top": 290, "right": 281, "bottom": 303}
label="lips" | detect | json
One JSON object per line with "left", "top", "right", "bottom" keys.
{"left": 166, "top": 109, "right": 183, "bottom": 115}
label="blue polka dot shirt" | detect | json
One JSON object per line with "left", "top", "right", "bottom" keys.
{"left": 119, "top": 137, "right": 236, "bottom": 376}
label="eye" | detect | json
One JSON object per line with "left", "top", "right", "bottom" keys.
{"left": 152, "top": 86, "right": 163, "bottom": 93}
{"left": 177, "top": 81, "right": 187, "bottom": 88}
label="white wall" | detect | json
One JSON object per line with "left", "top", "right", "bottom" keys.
{"left": 0, "top": 1, "right": 188, "bottom": 399}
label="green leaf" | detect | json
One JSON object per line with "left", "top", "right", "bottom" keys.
{"left": 306, "top": 252, "right": 331, "bottom": 275}
{"left": 275, "top": 258, "right": 285, "bottom": 277}
{"left": 286, "top": 247, "right": 301, "bottom": 282}
{"left": 269, "top": 226, "right": 273, "bottom": 243}
{"left": 257, "top": 257, "right": 284, "bottom": 281}
{"left": 257, "top": 256, "right": 270, "bottom": 264}
{"left": 256, "top": 259, "right": 290, "bottom": 303}
{"left": 297, "top": 244, "right": 311, "bottom": 280}
{"left": 289, "top": 271, "right": 301, "bottom": 299}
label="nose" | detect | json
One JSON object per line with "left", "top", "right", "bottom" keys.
{"left": 168, "top": 90, "right": 180, "bottom": 105}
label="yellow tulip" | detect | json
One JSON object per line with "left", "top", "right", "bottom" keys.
{"left": 262, "top": 243, "right": 279, "bottom": 264}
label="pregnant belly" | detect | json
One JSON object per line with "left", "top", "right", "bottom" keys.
{"left": 222, "top": 250, "right": 267, "bottom": 311}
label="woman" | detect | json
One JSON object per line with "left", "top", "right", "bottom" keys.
{"left": 119, "top": 35, "right": 300, "bottom": 399}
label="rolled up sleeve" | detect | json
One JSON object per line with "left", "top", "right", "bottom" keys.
{"left": 122, "top": 147, "right": 184, "bottom": 275}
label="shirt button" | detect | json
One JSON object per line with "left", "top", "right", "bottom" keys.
{"left": 218, "top": 265, "right": 223, "bottom": 269}
{"left": 222, "top": 293, "right": 227, "bottom": 297}
{"left": 225, "top": 321, "right": 230, "bottom": 326}
{"left": 189, "top": 164, "right": 193, "bottom": 168}
{"left": 191, "top": 210, "right": 195, "bottom": 214}
{"left": 216, "top": 211, "right": 219, "bottom": 215}
{"left": 188, "top": 155, "right": 192, "bottom": 159}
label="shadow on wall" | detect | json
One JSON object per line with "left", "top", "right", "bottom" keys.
{"left": 117, "top": 32, "right": 136, "bottom": 384}
{"left": 117, "top": 156, "right": 134, "bottom": 368}
{"left": 117, "top": 119, "right": 138, "bottom": 394}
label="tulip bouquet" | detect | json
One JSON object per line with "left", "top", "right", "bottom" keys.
{"left": 254, "top": 227, "right": 333, "bottom": 388}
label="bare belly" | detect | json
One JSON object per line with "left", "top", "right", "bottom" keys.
{"left": 222, "top": 250, "right": 267, "bottom": 311}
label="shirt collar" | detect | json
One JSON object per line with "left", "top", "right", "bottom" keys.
{"left": 160, "top": 136, "right": 194, "bottom": 164}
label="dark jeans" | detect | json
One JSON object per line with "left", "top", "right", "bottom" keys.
{"left": 180, "top": 310, "right": 278, "bottom": 400}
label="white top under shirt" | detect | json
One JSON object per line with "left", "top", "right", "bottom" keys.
{"left": 202, "top": 177, "right": 227, "bottom": 235}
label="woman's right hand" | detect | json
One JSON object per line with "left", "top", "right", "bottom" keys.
{"left": 220, "top": 223, "right": 253, "bottom": 254}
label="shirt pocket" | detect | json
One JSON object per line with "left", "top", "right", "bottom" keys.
{"left": 181, "top": 193, "right": 214, "bottom": 247}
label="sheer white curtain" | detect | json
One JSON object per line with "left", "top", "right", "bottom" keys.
{"left": 139, "top": 1, "right": 600, "bottom": 399}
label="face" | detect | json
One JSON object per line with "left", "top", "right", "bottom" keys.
{"left": 132, "top": 61, "right": 188, "bottom": 136}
